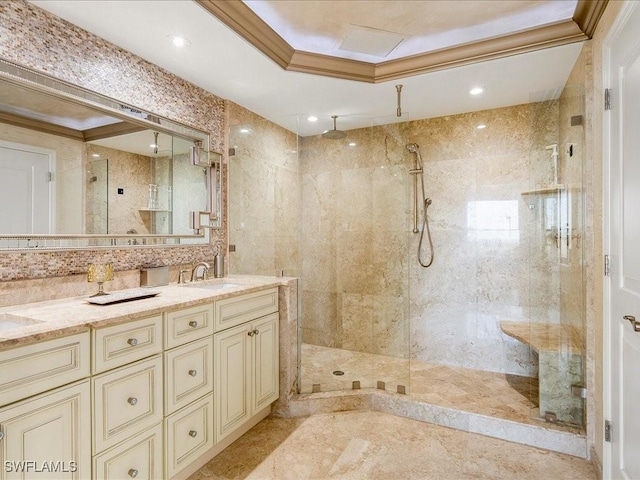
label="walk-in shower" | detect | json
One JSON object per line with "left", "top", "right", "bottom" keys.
{"left": 406, "top": 143, "right": 434, "bottom": 268}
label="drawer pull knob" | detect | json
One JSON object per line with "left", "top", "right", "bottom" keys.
{"left": 127, "top": 338, "right": 138, "bottom": 346}
{"left": 188, "top": 321, "right": 198, "bottom": 328}
{"left": 127, "top": 397, "right": 138, "bottom": 406}
{"left": 188, "top": 369, "right": 197, "bottom": 377}
{"left": 188, "top": 430, "right": 198, "bottom": 438}
{"left": 247, "top": 331, "right": 254, "bottom": 337}
{"left": 253, "top": 329, "right": 259, "bottom": 335}
{"left": 128, "top": 469, "right": 139, "bottom": 478}
{"left": 0, "top": 431, "right": 4, "bottom": 441}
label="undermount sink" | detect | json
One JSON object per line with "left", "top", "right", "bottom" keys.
{"left": 183, "top": 282, "right": 241, "bottom": 291}
{"left": 0, "top": 313, "right": 42, "bottom": 332}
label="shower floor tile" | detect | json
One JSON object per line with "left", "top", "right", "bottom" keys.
{"left": 188, "top": 410, "right": 596, "bottom": 480}
{"left": 301, "top": 343, "right": 580, "bottom": 434}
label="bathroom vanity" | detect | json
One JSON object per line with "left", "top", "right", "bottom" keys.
{"left": 0, "top": 278, "right": 283, "bottom": 480}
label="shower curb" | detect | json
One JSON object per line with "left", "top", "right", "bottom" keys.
{"left": 288, "top": 389, "right": 587, "bottom": 458}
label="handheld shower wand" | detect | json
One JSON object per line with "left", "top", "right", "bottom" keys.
{"left": 406, "top": 143, "right": 434, "bottom": 268}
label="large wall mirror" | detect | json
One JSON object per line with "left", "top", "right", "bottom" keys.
{"left": 0, "top": 59, "right": 222, "bottom": 250}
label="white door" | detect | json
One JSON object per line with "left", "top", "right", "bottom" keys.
{"left": 0, "top": 141, "right": 54, "bottom": 234}
{"left": 605, "top": 2, "right": 640, "bottom": 478}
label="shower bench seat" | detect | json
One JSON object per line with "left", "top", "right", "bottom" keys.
{"left": 500, "top": 321, "right": 584, "bottom": 425}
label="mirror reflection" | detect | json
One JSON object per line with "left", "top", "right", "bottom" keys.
{"left": 0, "top": 75, "right": 217, "bottom": 242}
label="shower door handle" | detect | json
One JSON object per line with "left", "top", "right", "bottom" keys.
{"left": 623, "top": 315, "right": 640, "bottom": 332}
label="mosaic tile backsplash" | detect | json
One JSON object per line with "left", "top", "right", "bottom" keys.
{"left": 0, "top": 0, "right": 227, "bottom": 283}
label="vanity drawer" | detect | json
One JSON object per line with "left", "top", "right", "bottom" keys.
{"left": 165, "top": 303, "right": 214, "bottom": 349}
{"left": 92, "top": 315, "right": 162, "bottom": 374}
{"left": 92, "top": 355, "right": 163, "bottom": 454}
{"left": 165, "top": 395, "right": 214, "bottom": 479}
{"left": 214, "top": 288, "right": 278, "bottom": 332}
{"left": 0, "top": 332, "right": 90, "bottom": 407}
{"left": 93, "top": 423, "right": 163, "bottom": 480}
{"left": 164, "top": 336, "right": 213, "bottom": 416}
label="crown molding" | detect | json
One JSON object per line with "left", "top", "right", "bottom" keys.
{"left": 198, "top": 0, "right": 609, "bottom": 83}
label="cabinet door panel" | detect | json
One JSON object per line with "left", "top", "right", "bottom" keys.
{"left": 0, "top": 333, "right": 89, "bottom": 407}
{"left": 92, "top": 316, "right": 162, "bottom": 374}
{"left": 214, "top": 288, "right": 278, "bottom": 332}
{"left": 165, "top": 304, "right": 214, "bottom": 349}
{"left": 92, "top": 423, "right": 163, "bottom": 480}
{"left": 164, "top": 337, "right": 213, "bottom": 415}
{"left": 214, "top": 324, "right": 250, "bottom": 443}
{"left": 93, "top": 356, "right": 163, "bottom": 454}
{"left": 0, "top": 381, "right": 90, "bottom": 480}
{"left": 252, "top": 313, "right": 279, "bottom": 411}
{"left": 165, "top": 396, "right": 214, "bottom": 479}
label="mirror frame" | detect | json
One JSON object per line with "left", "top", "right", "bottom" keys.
{"left": 0, "top": 58, "right": 223, "bottom": 250}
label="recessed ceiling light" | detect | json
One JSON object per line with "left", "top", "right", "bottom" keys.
{"left": 240, "top": 128, "right": 250, "bottom": 134}
{"left": 91, "top": 153, "right": 100, "bottom": 158}
{"left": 476, "top": 124, "right": 487, "bottom": 130}
{"left": 469, "top": 87, "right": 484, "bottom": 95}
{"left": 167, "top": 35, "right": 191, "bottom": 48}
{"left": 349, "top": 142, "right": 357, "bottom": 147}
{"left": 307, "top": 116, "right": 318, "bottom": 122}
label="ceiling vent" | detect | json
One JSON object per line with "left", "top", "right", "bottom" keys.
{"left": 338, "top": 25, "right": 403, "bottom": 58}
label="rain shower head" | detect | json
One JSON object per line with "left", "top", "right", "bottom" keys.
{"left": 322, "top": 115, "right": 346, "bottom": 140}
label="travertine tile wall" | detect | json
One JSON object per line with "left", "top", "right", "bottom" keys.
{"left": 227, "top": 102, "right": 300, "bottom": 278}
{"left": 0, "top": 0, "right": 226, "bottom": 287}
{"left": 299, "top": 102, "right": 561, "bottom": 377}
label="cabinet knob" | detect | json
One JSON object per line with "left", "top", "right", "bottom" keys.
{"left": 127, "top": 397, "right": 138, "bottom": 406}
{"left": 188, "top": 369, "right": 197, "bottom": 377}
{"left": 247, "top": 331, "right": 254, "bottom": 337}
{"left": 127, "top": 338, "right": 138, "bottom": 346}
{"left": 128, "top": 469, "right": 139, "bottom": 478}
{"left": 188, "top": 430, "right": 198, "bottom": 438}
{"left": 0, "top": 431, "right": 4, "bottom": 441}
{"left": 253, "top": 329, "right": 259, "bottom": 335}
{"left": 188, "top": 321, "right": 198, "bottom": 328}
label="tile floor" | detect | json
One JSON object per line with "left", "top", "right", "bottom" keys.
{"left": 189, "top": 410, "right": 596, "bottom": 479}
{"left": 300, "top": 344, "right": 582, "bottom": 434}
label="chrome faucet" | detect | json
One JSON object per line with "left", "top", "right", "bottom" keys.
{"left": 190, "top": 262, "right": 211, "bottom": 282}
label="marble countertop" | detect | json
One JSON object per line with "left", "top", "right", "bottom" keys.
{"left": 0, "top": 275, "right": 291, "bottom": 349}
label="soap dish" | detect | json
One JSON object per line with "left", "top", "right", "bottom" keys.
{"left": 87, "top": 288, "right": 161, "bottom": 305}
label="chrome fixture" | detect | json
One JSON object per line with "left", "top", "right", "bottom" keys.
{"left": 322, "top": 115, "right": 346, "bottom": 140}
{"left": 190, "top": 261, "right": 210, "bottom": 282}
{"left": 152, "top": 131, "right": 159, "bottom": 155}
{"left": 406, "top": 143, "right": 434, "bottom": 268}
{"left": 396, "top": 84, "right": 403, "bottom": 117}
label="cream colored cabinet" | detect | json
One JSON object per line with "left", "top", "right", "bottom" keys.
{"left": 0, "top": 380, "right": 91, "bottom": 480}
{"left": 92, "top": 315, "right": 162, "bottom": 374}
{"left": 214, "top": 312, "right": 279, "bottom": 443}
{"left": 164, "top": 395, "right": 214, "bottom": 478}
{"left": 92, "top": 356, "right": 163, "bottom": 454}
{"left": 0, "top": 333, "right": 90, "bottom": 408}
{"left": 92, "top": 423, "right": 163, "bottom": 480}
{"left": 214, "top": 288, "right": 278, "bottom": 332}
{"left": 164, "top": 336, "right": 213, "bottom": 416}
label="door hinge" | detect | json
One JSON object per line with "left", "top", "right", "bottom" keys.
{"left": 47, "top": 171, "right": 54, "bottom": 182}
{"left": 605, "top": 254, "right": 610, "bottom": 276}
{"left": 605, "top": 88, "right": 612, "bottom": 111}
{"left": 605, "top": 420, "right": 612, "bottom": 442}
